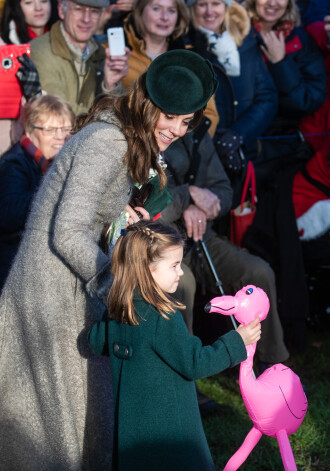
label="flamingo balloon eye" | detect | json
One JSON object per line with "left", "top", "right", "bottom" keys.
{"left": 246, "top": 288, "right": 253, "bottom": 295}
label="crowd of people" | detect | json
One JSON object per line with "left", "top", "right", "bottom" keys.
{"left": 0, "top": 0, "right": 329, "bottom": 469}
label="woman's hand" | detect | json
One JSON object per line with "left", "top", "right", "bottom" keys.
{"left": 260, "top": 31, "right": 286, "bottom": 63}
{"left": 236, "top": 317, "right": 261, "bottom": 346}
{"left": 103, "top": 47, "right": 130, "bottom": 91}
{"left": 183, "top": 205, "right": 207, "bottom": 242}
{"left": 125, "top": 205, "right": 150, "bottom": 225}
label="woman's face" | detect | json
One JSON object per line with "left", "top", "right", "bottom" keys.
{"left": 142, "top": 0, "right": 178, "bottom": 41}
{"left": 193, "top": 0, "right": 226, "bottom": 34}
{"left": 20, "top": 0, "right": 51, "bottom": 29}
{"left": 154, "top": 111, "right": 195, "bottom": 151}
{"left": 27, "top": 114, "right": 72, "bottom": 160}
{"left": 255, "top": 0, "right": 289, "bottom": 26}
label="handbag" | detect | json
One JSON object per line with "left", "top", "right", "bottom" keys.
{"left": 0, "top": 44, "right": 31, "bottom": 118}
{"left": 230, "top": 161, "right": 256, "bottom": 248}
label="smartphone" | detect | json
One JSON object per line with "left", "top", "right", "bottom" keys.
{"left": 107, "top": 27, "right": 126, "bottom": 56}
{"left": 0, "top": 43, "right": 31, "bottom": 119}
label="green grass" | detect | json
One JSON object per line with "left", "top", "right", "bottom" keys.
{"left": 198, "top": 327, "right": 330, "bottom": 470}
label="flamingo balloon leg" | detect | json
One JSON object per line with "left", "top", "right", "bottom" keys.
{"left": 205, "top": 285, "right": 308, "bottom": 471}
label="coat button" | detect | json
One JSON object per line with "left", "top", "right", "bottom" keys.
{"left": 234, "top": 100, "right": 238, "bottom": 106}
{"left": 114, "top": 344, "right": 119, "bottom": 352}
{"left": 124, "top": 348, "right": 129, "bottom": 356}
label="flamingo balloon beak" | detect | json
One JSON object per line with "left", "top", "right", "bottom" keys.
{"left": 204, "top": 302, "right": 211, "bottom": 313}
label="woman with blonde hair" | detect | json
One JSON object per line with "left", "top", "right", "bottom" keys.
{"left": 244, "top": 0, "right": 327, "bottom": 165}
{"left": 186, "top": 0, "right": 278, "bottom": 178}
{"left": 121, "top": 0, "right": 219, "bottom": 136}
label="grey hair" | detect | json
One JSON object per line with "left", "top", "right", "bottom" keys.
{"left": 60, "top": 0, "right": 68, "bottom": 13}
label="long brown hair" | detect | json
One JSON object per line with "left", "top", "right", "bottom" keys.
{"left": 108, "top": 220, "right": 185, "bottom": 325}
{"left": 74, "top": 73, "right": 203, "bottom": 189}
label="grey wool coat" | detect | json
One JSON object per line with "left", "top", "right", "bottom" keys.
{"left": 0, "top": 111, "right": 132, "bottom": 470}
{"left": 88, "top": 296, "right": 247, "bottom": 471}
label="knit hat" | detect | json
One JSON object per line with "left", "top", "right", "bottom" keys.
{"left": 145, "top": 50, "right": 218, "bottom": 114}
{"left": 69, "top": 0, "right": 110, "bottom": 7}
{"left": 186, "top": 0, "right": 231, "bottom": 6}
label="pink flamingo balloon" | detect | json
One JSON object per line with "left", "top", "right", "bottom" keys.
{"left": 205, "top": 285, "right": 308, "bottom": 471}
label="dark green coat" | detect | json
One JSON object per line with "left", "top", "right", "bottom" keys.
{"left": 88, "top": 297, "right": 246, "bottom": 471}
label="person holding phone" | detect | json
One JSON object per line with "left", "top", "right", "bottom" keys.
{"left": 29, "top": 0, "right": 130, "bottom": 116}
{"left": 0, "top": 49, "right": 217, "bottom": 470}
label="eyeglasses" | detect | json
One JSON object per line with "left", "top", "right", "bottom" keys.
{"left": 32, "top": 126, "right": 72, "bottom": 136}
{"left": 67, "top": 2, "right": 102, "bottom": 20}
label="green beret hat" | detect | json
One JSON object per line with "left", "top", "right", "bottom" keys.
{"left": 146, "top": 50, "right": 218, "bottom": 115}
{"left": 70, "top": 0, "right": 109, "bottom": 7}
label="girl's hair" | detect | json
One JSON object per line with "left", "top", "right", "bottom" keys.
{"left": 190, "top": 1, "right": 250, "bottom": 47}
{"left": 244, "top": 0, "right": 301, "bottom": 26}
{"left": 0, "top": 0, "right": 58, "bottom": 44}
{"left": 133, "top": 0, "right": 190, "bottom": 41}
{"left": 73, "top": 73, "right": 203, "bottom": 189}
{"left": 108, "top": 220, "right": 185, "bottom": 325}
{"left": 22, "top": 94, "right": 75, "bottom": 134}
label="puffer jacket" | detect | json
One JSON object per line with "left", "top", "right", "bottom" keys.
{"left": 254, "top": 25, "right": 327, "bottom": 120}
{"left": 186, "top": 25, "right": 278, "bottom": 160}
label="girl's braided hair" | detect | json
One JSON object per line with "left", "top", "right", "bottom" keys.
{"left": 108, "top": 220, "right": 185, "bottom": 325}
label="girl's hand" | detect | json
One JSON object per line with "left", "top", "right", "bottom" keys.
{"left": 125, "top": 205, "right": 150, "bottom": 225}
{"left": 236, "top": 317, "right": 261, "bottom": 346}
{"left": 260, "top": 31, "right": 286, "bottom": 63}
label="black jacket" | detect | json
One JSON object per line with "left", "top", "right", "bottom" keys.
{"left": 0, "top": 142, "right": 43, "bottom": 290}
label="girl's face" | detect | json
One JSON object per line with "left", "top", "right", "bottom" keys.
{"left": 27, "top": 114, "right": 72, "bottom": 160}
{"left": 255, "top": 0, "right": 289, "bottom": 26}
{"left": 142, "top": 0, "right": 178, "bottom": 41}
{"left": 150, "top": 245, "right": 184, "bottom": 293}
{"left": 154, "top": 111, "right": 194, "bottom": 152}
{"left": 193, "top": 0, "right": 226, "bottom": 34}
{"left": 20, "top": 0, "right": 51, "bottom": 29}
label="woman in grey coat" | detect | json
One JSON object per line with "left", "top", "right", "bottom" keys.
{"left": 0, "top": 50, "right": 217, "bottom": 470}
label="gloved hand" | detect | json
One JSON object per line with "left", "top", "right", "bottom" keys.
{"left": 16, "top": 53, "right": 42, "bottom": 101}
{"left": 215, "top": 129, "right": 244, "bottom": 178}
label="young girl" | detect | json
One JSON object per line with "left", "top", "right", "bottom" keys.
{"left": 88, "top": 220, "right": 261, "bottom": 471}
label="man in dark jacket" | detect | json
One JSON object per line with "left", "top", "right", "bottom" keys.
{"left": 161, "top": 118, "right": 289, "bottom": 369}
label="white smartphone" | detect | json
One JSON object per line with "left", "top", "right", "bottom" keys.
{"left": 107, "top": 27, "right": 126, "bottom": 56}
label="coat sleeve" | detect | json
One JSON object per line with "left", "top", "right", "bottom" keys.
{"left": 87, "top": 319, "right": 109, "bottom": 356}
{"left": 267, "top": 27, "right": 327, "bottom": 115}
{"left": 51, "top": 124, "right": 128, "bottom": 304}
{"left": 231, "top": 53, "right": 279, "bottom": 147}
{"left": 154, "top": 310, "right": 246, "bottom": 381}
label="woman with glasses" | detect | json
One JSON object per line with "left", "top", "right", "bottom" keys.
{"left": 0, "top": 49, "right": 217, "bottom": 470}
{"left": 0, "top": 94, "right": 74, "bottom": 292}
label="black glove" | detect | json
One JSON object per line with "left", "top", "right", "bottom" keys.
{"left": 215, "top": 129, "right": 244, "bottom": 178}
{"left": 16, "top": 53, "right": 42, "bottom": 101}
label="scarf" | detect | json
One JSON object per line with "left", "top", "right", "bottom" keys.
{"left": 199, "top": 26, "right": 240, "bottom": 76}
{"left": 253, "top": 20, "right": 295, "bottom": 40}
{"left": 20, "top": 134, "right": 53, "bottom": 175}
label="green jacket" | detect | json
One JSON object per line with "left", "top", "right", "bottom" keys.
{"left": 88, "top": 297, "right": 246, "bottom": 471}
{"left": 31, "top": 21, "right": 105, "bottom": 115}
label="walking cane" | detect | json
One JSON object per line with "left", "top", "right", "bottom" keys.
{"left": 199, "top": 238, "right": 238, "bottom": 330}
{"left": 199, "top": 238, "right": 256, "bottom": 379}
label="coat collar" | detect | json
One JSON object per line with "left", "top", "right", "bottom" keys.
{"left": 50, "top": 20, "right": 105, "bottom": 63}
